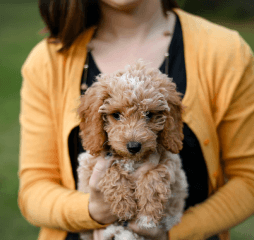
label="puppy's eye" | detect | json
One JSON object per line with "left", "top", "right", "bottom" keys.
{"left": 112, "top": 112, "right": 121, "bottom": 120}
{"left": 145, "top": 111, "right": 153, "bottom": 120}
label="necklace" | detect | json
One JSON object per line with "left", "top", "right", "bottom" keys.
{"left": 81, "top": 50, "right": 170, "bottom": 94}
{"left": 81, "top": 11, "right": 174, "bottom": 93}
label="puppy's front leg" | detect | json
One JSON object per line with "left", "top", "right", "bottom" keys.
{"left": 98, "top": 164, "right": 137, "bottom": 221}
{"left": 135, "top": 164, "right": 172, "bottom": 229}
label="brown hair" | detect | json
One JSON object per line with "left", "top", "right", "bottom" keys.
{"left": 39, "top": 0, "right": 179, "bottom": 52}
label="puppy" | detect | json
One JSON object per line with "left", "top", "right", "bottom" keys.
{"left": 77, "top": 61, "right": 188, "bottom": 240}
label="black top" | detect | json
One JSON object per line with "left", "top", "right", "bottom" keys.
{"left": 67, "top": 15, "right": 209, "bottom": 239}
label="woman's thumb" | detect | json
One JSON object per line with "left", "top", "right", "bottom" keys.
{"left": 89, "top": 155, "right": 113, "bottom": 191}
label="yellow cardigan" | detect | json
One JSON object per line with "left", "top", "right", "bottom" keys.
{"left": 19, "top": 9, "right": 254, "bottom": 240}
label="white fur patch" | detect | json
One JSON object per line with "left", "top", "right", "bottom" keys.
{"left": 123, "top": 161, "right": 135, "bottom": 172}
{"left": 167, "top": 152, "right": 181, "bottom": 162}
{"left": 112, "top": 159, "right": 135, "bottom": 173}
{"left": 119, "top": 73, "right": 144, "bottom": 88}
{"left": 77, "top": 151, "right": 91, "bottom": 166}
{"left": 103, "top": 225, "right": 118, "bottom": 239}
{"left": 117, "top": 229, "right": 139, "bottom": 240}
{"left": 104, "top": 225, "right": 142, "bottom": 240}
{"left": 136, "top": 216, "right": 156, "bottom": 229}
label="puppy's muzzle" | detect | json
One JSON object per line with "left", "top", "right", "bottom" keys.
{"left": 127, "top": 141, "right": 142, "bottom": 154}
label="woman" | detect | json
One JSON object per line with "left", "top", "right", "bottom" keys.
{"left": 18, "top": 0, "right": 254, "bottom": 239}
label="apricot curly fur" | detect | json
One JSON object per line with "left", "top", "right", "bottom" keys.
{"left": 99, "top": 165, "right": 137, "bottom": 220}
{"left": 77, "top": 60, "right": 188, "bottom": 240}
{"left": 135, "top": 163, "right": 171, "bottom": 225}
{"left": 78, "top": 84, "right": 109, "bottom": 156}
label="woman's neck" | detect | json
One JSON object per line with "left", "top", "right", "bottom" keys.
{"left": 97, "top": 0, "right": 168, "bottom": 42}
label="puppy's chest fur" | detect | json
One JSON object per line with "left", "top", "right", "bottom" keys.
{"left": 112, "top": 159, "right": 136, "bottom": 173}
{"left": 111, "top": 150, "right": 161, "bottom": 174}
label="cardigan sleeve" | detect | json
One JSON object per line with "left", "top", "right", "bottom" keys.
{"left": 170, "top": 33, "right": 254, "bottom": 239}
{"left": 18, "top": 41, "right": 106, "bottom": 232}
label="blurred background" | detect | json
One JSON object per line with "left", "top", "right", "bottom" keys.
{"left": 0, "top": 0, "right": 253, "bottom": 239}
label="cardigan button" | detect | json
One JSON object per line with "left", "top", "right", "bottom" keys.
{"left": 213, "top": 171, "right": 218, "bottom": 178}
{"left": 204, "top": 139, "right": 210, "bottom": 145}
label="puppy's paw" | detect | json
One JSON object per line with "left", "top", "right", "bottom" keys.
{"left": 103, "top": 225, "right": 120, "bottom": 240}
{"left": 104, "top": 225, "right": 141, "bottom": 240}
{"left": 116, "top": 228, "right": 140, "bottom": 240}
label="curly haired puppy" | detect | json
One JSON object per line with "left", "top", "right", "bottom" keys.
{"left": 77, "top": 61, "right": 188, "bottom": 240}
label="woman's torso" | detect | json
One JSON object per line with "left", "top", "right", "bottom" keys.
{"left": 67, "top": 13, "right": 211, "bottom": 239}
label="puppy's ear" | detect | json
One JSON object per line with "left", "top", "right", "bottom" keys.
{"left": 78, "top": 82, "right": 108, "bottom": 156}
{"left": 159, "top": 83, "right": 184, "bottom": 154}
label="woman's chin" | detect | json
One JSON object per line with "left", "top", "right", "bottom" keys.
{"left": 100, "top": 0, "right": 144, "bottom": 12}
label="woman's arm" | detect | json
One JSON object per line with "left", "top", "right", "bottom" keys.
{"left": 170, "top": 35, "right": 254, "bottom": 240}
{"left": 18, "top": 42, "right": 108, "bottom": 232}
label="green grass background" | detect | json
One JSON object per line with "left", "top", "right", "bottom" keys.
{"left": 0, "top": 1, "right": 253, "bottom": 239}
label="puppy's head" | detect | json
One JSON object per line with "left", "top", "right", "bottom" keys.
{"left": 78, "top": 61, "right": 184, "bottom": 158}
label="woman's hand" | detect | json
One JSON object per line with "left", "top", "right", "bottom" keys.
{"left": 88, "top": 154, "right": 118, "bottom": 225}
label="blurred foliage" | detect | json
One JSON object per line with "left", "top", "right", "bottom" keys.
{"left": 0, "top": 0, "right": 36, "bottom": 3}
{"left": 179, "top": 0, "right": 254, "bottom": 20}
{"left": 0, "top": 0, "right": 253, "bottom": 20}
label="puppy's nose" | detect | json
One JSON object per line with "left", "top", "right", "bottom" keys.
{"left": 127, "top": 142, "right": 142, "bottom": 154}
